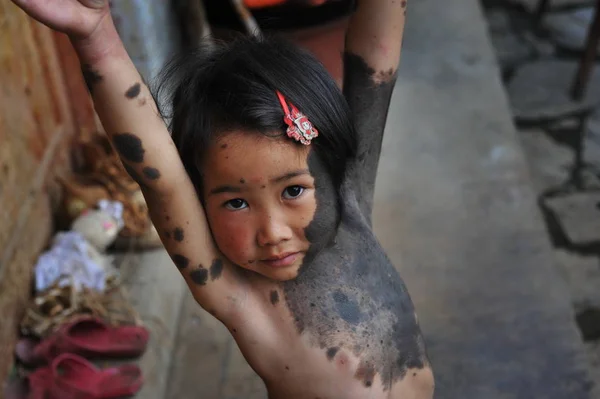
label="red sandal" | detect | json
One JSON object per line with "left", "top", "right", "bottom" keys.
{"left": 17, "top": 316, "right": 149, "bottom": 365}
{"left": 50, "top": 353, "right": 143, "bottom": 399}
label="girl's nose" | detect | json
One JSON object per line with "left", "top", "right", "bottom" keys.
{"left": 256, "top": 214, "right": 293, "bottom": 247}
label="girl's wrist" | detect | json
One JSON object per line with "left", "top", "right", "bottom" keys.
{"left": 69, "top": 13, "right": 127, "bottom": 66}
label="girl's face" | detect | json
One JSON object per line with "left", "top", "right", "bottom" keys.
{"left": 202, "top": 131, "right": 317, "bottom": 281}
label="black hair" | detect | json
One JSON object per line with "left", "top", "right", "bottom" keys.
{"left": 154, "top": 34, "right": 357, "bottom": 196}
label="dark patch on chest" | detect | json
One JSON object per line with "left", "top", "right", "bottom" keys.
{"left": 125, "top": 83, "right": 141, "bottom": 99}
{"left": 210, "top": 259, "right": 223, "bottom": 280}
{"left": 190, "top": 267, "right": 208, "bottom": 285}
{"left": 81, "top": 64, "right": 103, "bottom": 94}
{"left": 113, "top": 133, "right": 145, "bottom": 163}
{"left": 283, "top": 171, "right": 426, "bottom": 389}
{"left": 270, "top": 290, "right": 279, "bottom": 305}
{"left": 173, "top": 227, "right": 185, "bottom": 242}
{"left": 326, "top": 347, "right": 339, "bottom": 360}
{"left": 172, "top": 254, "right": 189, "bottom": 269}
{"left": 332, "top": 290, "right": 362, "bottom": 325}
{"left": 143, "top": 167, "right": 161, "bottom": 180}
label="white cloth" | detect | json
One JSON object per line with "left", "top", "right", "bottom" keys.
{"left": 34, "top": 231, "right": 107, "bottom": 292}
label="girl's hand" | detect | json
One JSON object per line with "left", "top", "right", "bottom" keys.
{"left": 10, "top": 0, "right": 110, "bottom": 40}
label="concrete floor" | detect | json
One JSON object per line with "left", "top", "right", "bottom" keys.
{"left": 123, "top": 0, "right": 594, "bottom": 397}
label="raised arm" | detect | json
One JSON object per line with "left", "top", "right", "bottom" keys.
{"left": 343, "top": 0, "right": 407, "bottom": 223}
{"left": 10, "top": 0, "right": 246, "bottom": 320}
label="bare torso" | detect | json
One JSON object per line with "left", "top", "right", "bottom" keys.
{"left": 217, "top": 184, "right": 434, "bottom": 398}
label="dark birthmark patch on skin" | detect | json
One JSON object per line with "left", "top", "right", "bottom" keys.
{"left": 172, "top": 254, "right": 189, "bottom": 269}
{"left": 81, "top": 64, "right": 103, "bottom": 94}
{"left": 240, "top": 178, "right": 245, "bottom": 184}
{"left": 326, "top": 347, "right": 339, "bottom": 360}
{"left": 355, "top": 361, "right": 376, "bottom": 387}
{"left": 113, "top": 133, "right": 145, "bottom": 163}
{"left": 190, "top": 267, "right": 208, "bottom": 285}
{"left": 261, "top": 185, "right": 266, "bottom": 189}
{"left": 220, "top": 143, "right": 228, "bottom": 149}
{"left": 165, "top": 231, "right": 171, "bottom": 239}
{"left": 143, "top": 167, "right": 160, "bottom": 180}
{"left": 343, "top": 52, "right": 397, "bottom": 224}
{"left": 332, "top": 290, "right": 362, "bottom": 325}
{"left": 210, "top": 259, "right": 223, "bottom": 280}
{"left": 283, "top": 151, "right": 427, "bottom": 390}
{"left": 125, "top": 83, "right": 141, "bottom": 99}
{"left": 401, "top": 0, "right": 407, "bottom": 6}
{"left": 123, "top": 164, "right": 149, "bottom": 190}
{"left": 270, "top": 290, "right": 279, "bottom": 305}
{"left": 173, "top": 227, "right": 184, "bottom": 242}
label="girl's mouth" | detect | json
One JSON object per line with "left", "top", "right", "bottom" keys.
{"left": 261, "top": 252, "right": 300, "bottom": 268}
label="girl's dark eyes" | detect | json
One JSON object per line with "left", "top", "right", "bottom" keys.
{"left": 223, "top": 186, "right": 305, "bottom": 210}
{"left": 283, "top": 185, "right": 304, "bottom": 199}
{"left": 224, "top": 198, "right": 248, "bottom": 210}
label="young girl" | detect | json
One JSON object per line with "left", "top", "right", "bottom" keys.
{"left": 11, "top": 0, "right": 434, "bottom": 397}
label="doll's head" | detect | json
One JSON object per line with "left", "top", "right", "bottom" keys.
{"left": 156, "top": 35, "right": 357, "bottom": 280}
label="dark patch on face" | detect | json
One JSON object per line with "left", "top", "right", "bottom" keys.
{"left": 174, "top": 227, "right": 184, "bottom": 242}
{"left": 261, "top": 185, "right": 266, "bottom": 189}
{"left": 285, "top": 366, "right": 290, "bottom": 370}
{"left": 240, "top": 178, "right": 245, "bottom": 184}
{"left": 172, "top": 254, "right": 189, "bottom": 269}
{"left": 166, "top": 215, "right": 171, "bottom": 221}
{"left": 165, "top": 231, "right": 171, "bottom": 239}
{"left": 190, "top": 267, "right": 208, "bottom": 285}
{"left": 125, "top": 83, "right": 141, "bottom": 99}
{"left": 233, "top": 328, "right": 237, "bottom": 333}
{"left": 113, "top": 133, "right": 145, "bottom": 163}
{"left": 143, "top": 167, "right": 160, "bottom": 180}
{"left": 343, "top": 52, "right": 397, "bottom": 224}
{"left": 248, "top": 260, "right": 255, "bottom": 264}
{"left": 210, "top": 259, "right": 223, "bottom": 280}
{"left": 270, "top": 290, "right": 279, "bottom": 305}
{"left": 332, "top": 290, "right": 362, "bottom": 325}
{"left": 355, "top": 361, "right": 376, "bottom": 388}
{"left": 326, "top": 347, "right": 338, "bottom": 360}
{"left": 220, "top": 143, "right": 228, "bottom": 149}
{"left": 401, "top": 0, "right": 407, "bottom": 6}
{"left": 81, "top": 64, "right": 103, "bottom": 94}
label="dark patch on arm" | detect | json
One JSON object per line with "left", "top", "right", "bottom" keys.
{"left": 210, "top": 259, "right": 223, "bottom": 280}
{"left": 143, "top": 167, "right": 161, "bottom": 180}
{"left": 172, "top": 254, "right": 189, "bottom": 269}
{"left": 190, "top": 267, "right": 209, "bottom": 285}
{"left": 343, "top": 52, "right": 397, "bottom": 223}
{"left": 270, "top": 290, "right": 279, "bottom": 305}
{"left": 81, "top": 64, "right": 103, "bottom": 94}
{"left": 113, "top": 133, "right": 145, "bottom": 163}
{"left": 123, "top": 163, "right": 146, "bottom": 188}
{"left": 173, "top": 227, "right": 184, "bottom": 242}
{"left": 125, "top": 83, "right": 141, "bottom": 99}
{"left": 332, "top": 290, "right": 362, "bottom": 325}
{"left": 326, "top": 347, "right": 339, "bottom": 360}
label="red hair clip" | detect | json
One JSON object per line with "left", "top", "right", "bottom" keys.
{"left": 276, "top": 91, "right": 319, "bottom": 145}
